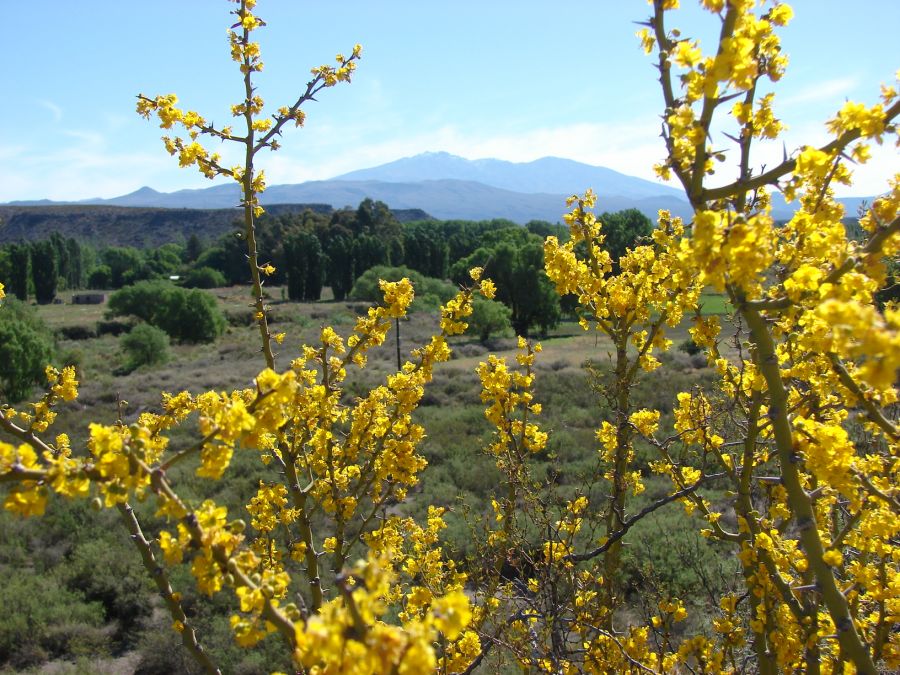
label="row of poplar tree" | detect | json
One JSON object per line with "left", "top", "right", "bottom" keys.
{"left": 0, "top": 199, "right": 653, "bottom": 333}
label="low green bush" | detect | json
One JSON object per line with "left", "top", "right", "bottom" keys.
{"left": 0, "top": 300, "right": 55, "bottom": 402}
{"left": 349, "top": 265, "right": 455, "bottom": 311}
{"left": 182, "top": 266, "right": 227, "bottom": 289}
{"left": 678, "top": 337, "right": 702, "bottom": 356}
{"left": 468, "top": 297, "right": 512, "bottom": 343}
{"left": 0, "top": 570, "right": 106, "bottom": 669}
{"left": 60, "top": 537, "right": 154, "bottom": 643}
{"left": 96, "top": 319, "right": 132, "bottom": 336}
{"left": 58, "top": 324, "right": 97, "bottom": 341}
{"left": 107, "top": 280, "right": 225, "bottom": 343}
{"left": 225, "top": 307, "right": 256, "bottom": 327}
{"left": 121, "top": 323, "right": 171, "bottom": 371}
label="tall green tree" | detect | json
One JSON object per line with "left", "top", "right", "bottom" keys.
{"left": 87, "top": 265, "right": 112, "bottom": 289}
{"left": 283, "top": 230, "right": 324, "bottom": 301}
{"left": 102, "top": 247, "right": 146, "bottom": 288}
{"left": 452, "top": 234, "right": 560, "bottom": 337}
{"left": 403, "top": 223, "right": 449, "bottom": 279}
{"left": 599, "top": 209, "right": 653, "bottom": 272}
{"left": 30, "top": 240, "right": 58, "bottom": 304}
{"left": 0, "top": 247, "right": 10, "bottom": 292}
{"left": 8, "top": 244, "right": 30, "bottom": 301}
{"left": 441, "top": 219, "right": 517, "bottom": 263}
{"left": 145, "top": 244, "right": 183, "bottom": 277}
{"left": 0, "top": 300, "right": 54, "bottom": 402}
{"left": 355, "top": 198, "right": 401, "bottom": 238}
{"left": 324, "top": 234, "right": 355, "bottom": 301}
{"left": 195, "top": 233, "right": 249, "bottom": 285}
{"left": 352, "top": 234, "right": 389, "bottom": 278}
{"left": 64, "top": 237, "right": 84, "bottom": 289}
{"left": 353, "top": 199, "right": 404, "bottom": 267}
{"left": 48, "top": 233, "right": 69, "bottom": 290}
{"left": 185, "top": 233, "right": 204, "bottom": 263}
{"left": 525, "top": 219, "right": 568, "bottom": 240}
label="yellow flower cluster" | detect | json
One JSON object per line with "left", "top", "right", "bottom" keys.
{"left": 477, "top": 338, "right": 547, "bottom": 461}
{"left": 652, "top": 0, "right": 792, "bottom": 183}
{"left": 638, "top": 1, "right": 900, "bottom": 671}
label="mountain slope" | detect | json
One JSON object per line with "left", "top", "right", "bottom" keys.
{"left": 332, "top": 151, "right": 686, "bottom": 200}
{"left": 5, "top": 179, "right": 696, "bottom": 224}
{"left": 3, "top": 152, "right": 878, "bottom": 229}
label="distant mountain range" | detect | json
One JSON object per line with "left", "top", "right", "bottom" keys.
{"left": 332, "top": 152, "right": 689, "bottom": 201}
{"left": 1, "top": 152, "right": 876, "bottom": 244}
{"left": 3, "top": 152, "right": 694, "bottom": 221}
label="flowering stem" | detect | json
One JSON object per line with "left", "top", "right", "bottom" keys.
{"left": 282, "top": 455, "right": 324, "bottom": 611}
{"left": 237, "top": 4, "right": 275, "bottom": 371}
{"left": 117, "top": 502, "right": 221, "bottom": 675}
{"left": 700, "top": 99, "right": 900, "bottom": 203}
{"left": 742, "top": 304, "right": 878, "bottom": 674}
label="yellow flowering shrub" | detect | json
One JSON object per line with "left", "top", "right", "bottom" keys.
{"left": 2, "top": 0, "right": 899, "bottom": 673}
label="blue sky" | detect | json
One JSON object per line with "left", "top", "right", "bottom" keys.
{"left": 3, "top": 1, "right": 897, "bottom": 202}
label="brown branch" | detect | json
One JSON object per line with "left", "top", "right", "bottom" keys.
{"left": 253, "top": 53, "right": 361, "bottom": 155}
{"left": 741, "top": 304, "right": 878, "bottom": 674}
{"left": 828, "top": 352, "right": 898, "bottom": 441}
{"left": 117, "top": 502, "right": 221, "bottom": 674}
{"left": 0, "top": 411, "right": 57, "bottom": 455}
{"left": 567, "top": 473, "right": 726, "bottom": 563}
{"left": 688, "top": 6, "right": 739, "bottom": 204}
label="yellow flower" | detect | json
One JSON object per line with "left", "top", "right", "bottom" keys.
{"left": 629, "top": 409, "right": 660, "bottom": 437}
{"left": 636, "top": 28, "right": 655, "bottom": 54}
{"left": 769, "top": 4, "right": 794, "bottom": 26}
{"left": 479, "top": 279, "right": 497, "bottom": 299}
{"left": 430, "top": 591, "right": 472, "bottom": 640}
{"left": 822, "top": 549, "right": 843, "bottom": 567}
{"left": 673, "top": 40, "right": 702, "bottom": 68}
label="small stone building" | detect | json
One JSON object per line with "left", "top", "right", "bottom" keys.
{"left": 72, "top": 293, "right": 105, "bottom": 305}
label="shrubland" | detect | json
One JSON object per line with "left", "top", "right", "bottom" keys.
{"left": 1, "top": 0, "right": 898, "bottom": 673}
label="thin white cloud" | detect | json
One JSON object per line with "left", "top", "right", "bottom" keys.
{"left": 37, "top": 99, "right": 63, "bottom": 123}
{"left": 61, "top": 129, "right": 107, "bottom": 147}
{"left": 0, "top": 140, "right": 199, "bottom": 202}
{"left": 102, "top": 112, "right": 133, "bottom": 132}
{"left": 779, "top": 76, "right": 859, "bottom": 108}
{"left": 0, "top": 143, "right": 29, "bottom": 161}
